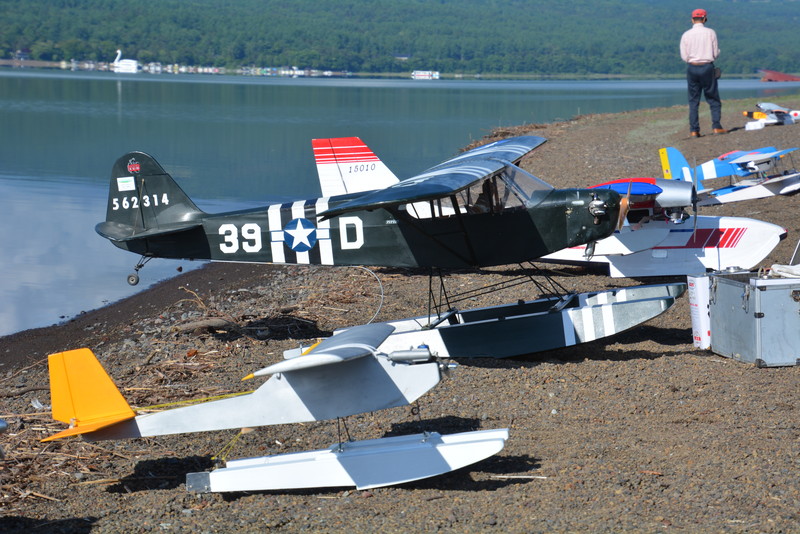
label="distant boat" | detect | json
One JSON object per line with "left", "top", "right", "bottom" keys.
{"left": 113, "top": 49, "right": 139, "bottom": 74}
{"left": 759, "top": 69, "right": 800, "bottom": 82}
{"left": 411, "top": 70, "right": 440, "bottom": 80}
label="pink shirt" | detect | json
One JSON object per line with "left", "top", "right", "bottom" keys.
{"left": 680, "top": 23, "right": 719, "bottom": 64}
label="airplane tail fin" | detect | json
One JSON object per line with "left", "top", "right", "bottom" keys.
{"left": 659, "top": 147, "right": 706, "bottom": 191}
{"left": 312, "top": 137, "right": 399, "bottom": 197}
{"left": 43, "top": 349, "right": 136, "bottom": 442}
{"left": 97, "top": 151, "right": 205, "bottom": 242}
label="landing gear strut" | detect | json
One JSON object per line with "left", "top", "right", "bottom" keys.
{"left": 127, "top": 256, "right": 154, "bottom": 286}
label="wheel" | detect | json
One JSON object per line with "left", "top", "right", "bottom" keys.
{"left": 127, "top": 273, "right": 140, "bottom": 286}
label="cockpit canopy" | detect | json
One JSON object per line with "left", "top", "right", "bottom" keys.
{"left": 401, "top": 163, "right": 554, "bottom": 219}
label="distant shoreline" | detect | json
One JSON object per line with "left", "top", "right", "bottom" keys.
{"left": 0, "top": 60, "right": 767, "bottom": 82}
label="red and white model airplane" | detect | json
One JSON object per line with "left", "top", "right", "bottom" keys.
{"left": 313, "top": 139, "right": 786, "bottom": 278}
{"left": 540, "top": 177, "right": 786, "bottom": 277}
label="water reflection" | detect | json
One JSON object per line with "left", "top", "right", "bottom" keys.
{"left": 0, "top": 174, "right": 260, "bottom": 336}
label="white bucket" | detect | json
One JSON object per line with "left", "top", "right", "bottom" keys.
{"left": 687, "top": 274, "right": 711, "bottom": 349}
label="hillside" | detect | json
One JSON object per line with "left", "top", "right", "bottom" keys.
{"left": 2, "top": 0, "right": 799, "bottom": 75}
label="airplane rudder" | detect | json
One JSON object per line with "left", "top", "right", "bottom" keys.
{"left": 661, "top": 147, "right": 693, "bottom": 183}
{"left": 48, "top": 348, "right": 134, "bottom": 428}
{"left": 313, "top": 137, "right": 399, "bottom": 196}
{"left": 659, "top": 148, "right": 673, "bottom": 180}
{"left": 105, "top": 151, "right": 202, "bottom": 228}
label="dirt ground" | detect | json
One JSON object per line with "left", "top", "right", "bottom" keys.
{"left": 2, "top": 96, "right": 799, "bottom": 533}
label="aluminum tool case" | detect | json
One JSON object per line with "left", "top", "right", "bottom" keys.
{"left": 709, "top": 271, "right": 800, "bottom": 367}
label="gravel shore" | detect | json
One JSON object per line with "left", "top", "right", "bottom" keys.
{"left": 2, "top": 97, "right": 800, "bottom": 533}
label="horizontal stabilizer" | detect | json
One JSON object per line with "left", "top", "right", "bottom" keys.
{"left": 44, "top": 349, "right": 136, "bottom": 442}
{"left": 95, "top": 220, "right": 203, "bottom": 242}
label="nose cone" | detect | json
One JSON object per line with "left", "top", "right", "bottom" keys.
{"left": 526, "top": 188, "right": 621, "bottom": 256}
{"left": 566, "top": 187, "right": 621, "bottom": 248}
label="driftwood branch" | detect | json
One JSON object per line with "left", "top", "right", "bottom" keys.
{"left": 169, "top": 317, "right": 237, "bottom": 334}
{"left": 0, "top": 385, "right": 48, "bottom": 398}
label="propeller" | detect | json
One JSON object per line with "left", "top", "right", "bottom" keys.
{"left": 616, "top": 180, "right": 632, "bottom": 230}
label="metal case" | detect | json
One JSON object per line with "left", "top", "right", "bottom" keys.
{"left": 709, "top": 272, "right": 800, "bottom": 367}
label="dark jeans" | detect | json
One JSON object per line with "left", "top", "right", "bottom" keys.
{"left": 687, "top": 63, "right": 722, "bottom": 132}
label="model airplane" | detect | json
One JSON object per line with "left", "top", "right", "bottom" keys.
{"left": 295, "top": 282, "right": 686, "bottom": 359}
{"left": 660, "top": 146, "right": 800, "bottom": 206}
{"left": 314, "top": 139, "right": 785, "bottom": 278}
{"left": 743, "top": 102, "right": 800, "bottom": 130}
{"left": 43, "top": 324, "right": 509, "bottom": 492}
{"left": 540, "top": 177, "right": 786, "bottom": 277}
{"left": 99, "top": 136, "right": 621, "bottom": 285}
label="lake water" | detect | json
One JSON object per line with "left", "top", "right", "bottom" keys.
{"left": 2, "top": 69, "right": 799, "bottom": 336}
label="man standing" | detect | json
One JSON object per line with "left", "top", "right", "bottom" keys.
{"left": 680, "top": 8, "right": 724, "bottom": 137}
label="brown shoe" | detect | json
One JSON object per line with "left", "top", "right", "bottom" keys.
{"left": 690, "top": 131, "right": 702, "bottom": 138}
{"left": 713, "top": 128, "right": 727, "bottom": 134}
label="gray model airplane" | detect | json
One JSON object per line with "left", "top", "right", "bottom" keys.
{"left": 44, "top": 324, "right": 508, "bottom": 492}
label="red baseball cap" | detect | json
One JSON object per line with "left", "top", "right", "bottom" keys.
{"left": 692, "top": 9, "right": 707, "bottom": 18}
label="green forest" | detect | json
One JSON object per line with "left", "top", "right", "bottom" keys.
{"left": 1, "top": 0, "right": 799, "bottom": 76}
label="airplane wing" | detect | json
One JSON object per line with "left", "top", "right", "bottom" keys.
{"left": 318, "top": 136, "right": 547, "bottom": 219}
{"left": 424, "top": 136, "right": 546, "bottom": 170}
{"left": 250, "top": 323, "right": 395, "bottom": 376}
{"left": 727, "top": 148, "right": 797, "bottom": 166}
{"left": 698, "top": 171, "right": 800, "bottom": 205}
{"left": 758, "top": 102, "right": 791, "bottom": 113}
{"left": 695, "top": 147, "right": 778, "bottom": 180}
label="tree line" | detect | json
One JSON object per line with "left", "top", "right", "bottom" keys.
{"left": 1, "top": 0, "right": 798, "bottom": 76}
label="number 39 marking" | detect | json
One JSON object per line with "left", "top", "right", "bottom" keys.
{"left": 219, "top": 223, "right": 262, "bottom": 253}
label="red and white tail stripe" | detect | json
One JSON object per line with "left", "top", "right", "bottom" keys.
{"left": 313, "top": 137, "right": 380, "bottom": 165}
{"left": 312, "top": 137, "right": 399, "bottom": 197}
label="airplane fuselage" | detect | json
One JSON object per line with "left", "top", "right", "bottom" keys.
{"left": 109, "top": 188, "right": 619, "bottom": 270}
